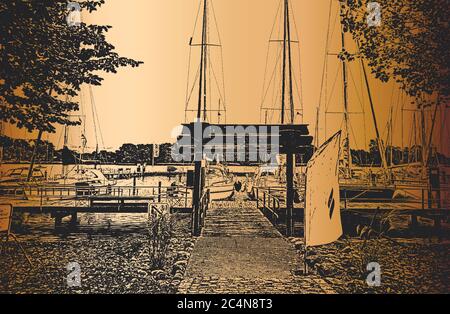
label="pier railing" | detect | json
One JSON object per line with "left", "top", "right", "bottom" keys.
{"left": 0, "top": 184, "right": 193, "bottom": 209}
{"left": 253, "top": 187, "right": 281, "bottom": 223}
{"left": 199, "top": 189, "right": 210, "bottom": 229}
{"left": 192, "top": 189, "right": 210, "bottom": 236}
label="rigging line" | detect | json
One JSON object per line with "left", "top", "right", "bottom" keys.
{"left": 210, "top": 59, "right": 224, "bottom": 104}
{"left": 185, "top": 45, "right": 193, "bottom": 121}
{"left": 292, "top": 70, "right": 303, "bottom": 112}
{"left": 202, "top": 0, "right": 209, "bottom": 121}
{"left": 270, "top": 0, "right": 284, "bottom": 40}
{"left": 270, "top": 51, "right": 280, "bottom": 122}
{"left": 207, "top": 9, "right": 212, "bottom": 123}
{"left": 186, "top": 65, "right": 201, "bottom": 110}
{"left": 185, "top": 0, "right": 203, "bottom": 122}
{"left": 209, "top": 53, "right": 213, "bottom": 123}
{"left": 324, "top": 65, "right": 341, "bottom": 113}
{"left": 220, "top": 48, "right": 227, "bottom": 122}
{"left": 209, "top": 0, "right": 222, "bottom": 46}
{"left": 401, "top": 89, "right": 405, "bottom": 149}
{"left": 286, "top": 0, "right": 295, "bottom": 124}
{"left": 347, "top": 66, "right": 365, "bottom": 115}
{"left": 80, "top": 88, "right": 86, "bottom": 139}
{"left": 289, "top": 0, "right": 304, "bottom": 115}
{"left": 261, "top": 45, "right": 283, "bottom": 106}
{"left": 191, "top": 0, "right": 203, "bottom": 40}
{"left": 261, "top": 0, "right": 283, "bottom": 111}
{"left": 381, "top": 82, "right": 396, "bottom": 144}
{"left": 392, "top": 85, "right": 402, "bottom": 147}
{"left": 328, "top": 0, "right": 340, "bottom": 49}
{"left": 93, "top": 95, "right": 105, "bottom": 154}
{"left": 270, "top": 45, "right": 283, "bottom": 111}
{"left": 88, "top": 86, "right": 99, "bottom": 151}
{"left": 219, "top": 46, "right": 227, "bottom": 118}
{"left": 91, "top": 91, "right": 108, "bottom": 164}
{"left": 348, "top": 116, "right": 361, "bottom": 151}
{"left": 319, "top": 0, "right": 333, "bottom": 124}
{"left": 358, "top": 53, "right": 368, "bottom": 148}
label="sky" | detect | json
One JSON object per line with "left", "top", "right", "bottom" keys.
{"left": 3, "top": 0, "right": 447, "bottom": 155}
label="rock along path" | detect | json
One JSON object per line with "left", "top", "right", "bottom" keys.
{"left": 178, "top": 200, "right": 335, "bottom": 294}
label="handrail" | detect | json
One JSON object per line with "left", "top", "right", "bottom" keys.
{"left": 192, "top": 188, "right": 210, "bottom": 236}
{"left": 199, "top": 189, "right": 210, "bottom": 229}
{"left": 253, "top": 187, "right": 281, "bottom": 221}
{"left": 0, "top": 184, "right": 194, "bottom": 208}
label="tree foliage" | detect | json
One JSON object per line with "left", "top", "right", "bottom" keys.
{"left": 0, "top": 0, "right": 142, "bottom": 133}
{"left": 341, "top": 0, "right": 449, "bottom": 106}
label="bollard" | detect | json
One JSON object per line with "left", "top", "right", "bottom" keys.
{"left": 158, "top": 181, "right": 162, "bottom": 203}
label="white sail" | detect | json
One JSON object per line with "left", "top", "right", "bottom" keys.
{"left": 305, "top": 131, "right": 342, "bottom": 247}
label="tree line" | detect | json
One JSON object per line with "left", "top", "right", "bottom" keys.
{"left": 2, "top": 135, "right": 448, "bottom": 166}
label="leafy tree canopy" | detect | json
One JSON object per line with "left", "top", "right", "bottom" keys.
{"left": 341, "top": 0, "right": 449, "bottom": 107}
{"left": 0, "top": 0, "right": 143, "bottom": 133}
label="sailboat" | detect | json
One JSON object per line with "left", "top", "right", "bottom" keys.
{"left": 319, "top": 0, "right": 396, "bottom": 201}
{"left": 248, "top": 0, "right": 305, "bottom": 203}
{"left": 183, "top": 0, "right": 234, "bottom": 201}
{"left": 0, "top": 87, "right": 115, "bottom": 199}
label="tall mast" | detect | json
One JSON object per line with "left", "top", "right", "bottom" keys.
{"left": 286, "top": 0, "right": 295, "bottom": 124}
{"left": 360, "top": 57, "right": 388, "bottom": 172}
{"left": 280, "top": 0, "right": 287, "bottom": 124}
{"left": 314, "top": 107, "right": 320, "bottom": 150}
{"left": 202, "top": 0, "right": 208, "bottom": 121}
{"left": 197, "top": 0, "right": 208, "bottom": 120}
{"left": 420, "top": 103, "right": 426, "bottom": 177}
{"left": 281, "top": 0, "right": 295, "bottom": 125}
{"left": 389, "top": 105, "right": 393, "bottom": 166}
{"left": 339, "top": 9, "right": 351, "bottom": 177}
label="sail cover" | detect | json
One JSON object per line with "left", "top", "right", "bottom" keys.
{"left": 305, "top": 131, "right": 342, "bottom": 247}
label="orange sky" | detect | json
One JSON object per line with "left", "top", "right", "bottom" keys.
{"left": 2, "top": 0, "right": 448, "bottom": 155}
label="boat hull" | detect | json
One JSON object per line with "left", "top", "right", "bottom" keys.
{"left": 208, "top": 183, "right": 235, "bottom": 201}
{"left": 340, "top": 185, "right": 395, "bottom": 201}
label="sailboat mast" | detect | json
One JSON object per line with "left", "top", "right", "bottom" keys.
{"left": 281, "top": 0, "right": 295, "bottom": 124}
{"left": 420, "top": 103, "right": 426, "bottom": 177}
{"left": 339, "top": 14, "right": 351, "bottom": 177}
{"left": 315, "top": 107, "right": 320, "bottom": 150}
{"left": 203, "top": 0, "right": 208, "bottom": 121}
{"left": 360, "top": 57, "right": 388, "bottom": 171}
{"left": 197, "top": 0, "right": 208, "bottom": 120}
{"left": 281, "top": 0, "right": 288, "bottom": 124}
{"left": 389, "top": 104, "right": 394, "bottom": 167}
{"left": 62, "top": 123, "right": 69, "bottom": 179}
{"left": 286, "top": 0, "right": 295, "bottom": 124}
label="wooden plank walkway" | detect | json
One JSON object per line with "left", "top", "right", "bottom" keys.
{"left": 178, "top": 200, "right": 335, "bottom": 294}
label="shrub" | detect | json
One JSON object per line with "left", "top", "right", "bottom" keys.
{"left": 147, "top": 210, "right": 175, "bottom": 269}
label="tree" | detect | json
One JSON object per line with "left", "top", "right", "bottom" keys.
{"left": 0, "top": 0, "right": 142, "bottom": 179}
{"left": 341, "top": 0, "right": 449, "bottom": 104}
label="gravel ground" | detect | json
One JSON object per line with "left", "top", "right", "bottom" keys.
{"left": 0, "top": 214, "right": 195, "bottom": 294}
{"left": 290, "top": 237, "right": 450, "bottom": 294}
{"left": 1, "top": 196, "right": 448, "bottom": 294}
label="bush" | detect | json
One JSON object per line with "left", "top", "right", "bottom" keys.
{"left": 147, "top": 211, "right": 175, "bottom": 269}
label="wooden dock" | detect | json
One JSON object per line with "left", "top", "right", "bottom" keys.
{"left": 1, "top": 183, "right": 194, "bottom": 228}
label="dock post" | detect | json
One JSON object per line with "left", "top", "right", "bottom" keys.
{"left": 263, "top": 192, "right": 266, "bottom": 209}
{"left": 70, "top": 212, "right": 78, "bottom": 225}
{"left": 410, "top": 214, "right": 418, "bottom": 229}
{"left": 344, "top": 190, "right": 347, "bottom": 210}
{"left": 158, "top": 182, "right": 162, "bottom": 203}
{"left": 286, "top": 153, "right": 294, "bottom": 237}
{"left": 55, "top": 215, "right": 62, "bottom": 228}
{"left": 256, "top": 189, "right": 259, "bottom": 208}
{"left": 421, "top": 189, "right": 425, "bottom": 210}
{"left": 192, "top": 161, "right": 202, "bottom": 236}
